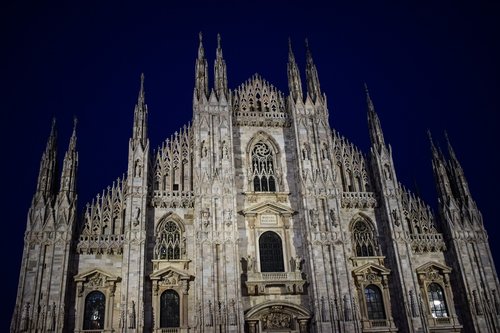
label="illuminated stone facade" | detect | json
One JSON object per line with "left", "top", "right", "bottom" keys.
{"left": 11, "top": 35, "right": 500, "bottom": 333}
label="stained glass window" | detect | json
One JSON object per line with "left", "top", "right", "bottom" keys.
{"left": 160, "top": 290, "right": 180, "bottom": 328}
{"left": 428, "top": 283, "right": 448, "bottom": 318}
{"left": 83, "top": 291, "right": 105, "bottom": 330}
{"left": 365, "top": 285, "right": 386, "bottom": 320}
{"left": 259, "top": 231, "right": 284, "bottom": 272}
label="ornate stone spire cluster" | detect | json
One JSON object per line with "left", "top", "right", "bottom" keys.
{"left": 305, "top": 38, "right": 322, "bottom": 104}
{"left": 194, "top": 32, "right": 228, "bottom": 103}
{"left": 78, "top": 175, "right": 127, "bottom": 254}
{"left": 287, "top": 38, "right": 303, "bottom": 103}
{"left": 429, "top": 131, "right": 481, "bottom": 225}
{"left": 58, "top": 117, "right": 78, "bottom": 195}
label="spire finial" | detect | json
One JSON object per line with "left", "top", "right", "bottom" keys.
{"left": 138, "top": 73, "right": 145, "bottom": 103}
{"left": 364, "top": 82, "right": 375, "bottom": 112}
{"left": 72, "top": 116, "right": 78, "bottom": 135}
{"left": 305, "top": 37, "right": 309, "bottom": 50}
{"left": 217, "top": 33, "right": 221, "bottom": 49}
{"left": 199, "top": 31, "right": 203, "bottom": 43}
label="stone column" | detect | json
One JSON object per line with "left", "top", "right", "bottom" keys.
{"left": 247, "top": 320, "right": 258, "bottom": 333}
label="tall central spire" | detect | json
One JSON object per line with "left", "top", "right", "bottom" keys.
{"left": 287, "top": 38, "right": 303, "bottom": 103}
{"left": 305, "top": 38, "right": 322, "bottom": 103}
{"left": 132, "top": 73, "right": 148, "bottom": 148}
{"left": 35, "top": 118, "right": 58, "bottom": 199}
{"left": 195, "top": 32, "right": 209, "bottom": 100}
{"left": 214, "top": 33, "right": 228, "bottom": 99}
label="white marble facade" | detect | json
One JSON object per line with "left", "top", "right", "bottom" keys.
{"left": 11, "top": 34, "right": 500, "bottom": 333}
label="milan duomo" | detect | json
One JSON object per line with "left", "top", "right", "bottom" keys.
{"left": 11, "top": 34, "right": 500, "bottom": 333}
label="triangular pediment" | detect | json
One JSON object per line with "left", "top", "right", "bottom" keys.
{"left": 150, "top": 266, "right": 192, "bottom": 280}
{"left": 416, "top": 261, "right": 451, "bottom": 274}
{"left": 242, "top": 201, "right": 295, "bottom": 216}
{"left": 74, "top": 268, "right": 120, "bottom": 282}
{"left": 352, "top": 262, "right": 391, "bottom": 276}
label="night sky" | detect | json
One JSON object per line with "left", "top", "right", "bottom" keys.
{"left": 2, "top": 1, "right": 499, "bottom": 329}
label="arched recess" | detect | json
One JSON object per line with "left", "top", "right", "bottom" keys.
{"left": 259, "top": 231, "right": 284, "bottom": 272}
{"left": 245, "top": 301, "right": 311, "bottom": 333}
{"left": 246, "top": 131, "right": 283, "bottom": 192}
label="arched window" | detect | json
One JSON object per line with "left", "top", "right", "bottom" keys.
{"left": 252, "top": 142, "right": 276, "bottom": 192}
{"left": 352, "top": 220, "right": 376, "bottom": 257}
{"left": 259, "top": 231, "right": 284, "bottom": 272}
{"left": 155, "top": 220, "right": 182, "bottom": 260}
{"left": 365, "top": 285, "right": 386, "bottom": 320}
{"left": 83, "top": 291, "right": 105, "bottom": 330}
{"left": 428, "top": 283, "right": 448, "bottom": 318}
{"left": 160, "top": 290, "right": 180, "bottom": 328}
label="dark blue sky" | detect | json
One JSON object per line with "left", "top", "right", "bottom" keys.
{"left": 2, "top": 1, "right": 499, "bottom": 329}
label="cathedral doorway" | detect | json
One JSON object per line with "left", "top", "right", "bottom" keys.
{"left": 245, "top": 301, "right": 310, "bottom": 333}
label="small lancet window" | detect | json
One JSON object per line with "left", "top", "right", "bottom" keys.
{"left": 365, "top": 285, "right": 386, "bottom": 320}
{"left": 155, "top": 220, "right": 182, "bottom": 260}
{"left": 352, "top": 219, "right": 376, "bottom": 257}
{"left": 428, "top": 283, "right": 448, "bottom": 318}
{"left": 252, "top": 142, "right": 277, "bottom": 192}
{"left": 83, "top": 291, "right": 105, "bottom": 330}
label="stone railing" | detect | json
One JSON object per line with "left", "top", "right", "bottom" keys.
{"left": 246, "top": 271, "right": 305, "bottom": 295}
{"left": 151, "top": 191, "right": 194, "bottom": 208}
{"left": 409, "top": 233, "right": 446, "bottom": 253}
{"left": 341, "top": 192, "right": 377, "bottom": 208}
{"left": 77, "top": 234, "right": 124, "bottom": 254}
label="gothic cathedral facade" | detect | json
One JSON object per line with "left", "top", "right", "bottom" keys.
{"left": 11, "top": 34, "right": 500, "bottom": 333}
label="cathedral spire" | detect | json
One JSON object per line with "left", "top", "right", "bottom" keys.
{"left": 305, "top": 38, "right": 322, "bottom": 103}
{"left": 365, "top": 84, "right": 386, "bottom": 151}
{"left": 35, "top": 118, "right": 58, "bottom": 199}
{"left": 428, "top": 130, "right": 454, "bottom": 201}
{"left": 444, "top": 131, "right": 472, "bottom": 200}
{"left": 132, "top": 73, "right": 148, "bottom": 148}
{"left": 214, "top": 33, "right": 228, "bottom": 100}
{"left": 287, "top": 38, "right": 303, "bottom": 103}
{"left": 58, "top": 117, "right": 78, "bottom": 195}
{"left": 195, "top": 31, "right": 209, "bottom": 100}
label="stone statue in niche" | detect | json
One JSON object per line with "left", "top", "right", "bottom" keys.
{"left": 201, "top": 208, "right": 210, "bottom": 228}
{"left": 133, "top": 207, "right": 140, "bottom": 226}
{"left": 392, "top": 209, "right": 400, "bottom": 226}
{"left": 247, "top": 255, "right": 256, "bottom": 273}
{"left": 134, "top": 160, "right": 142, "bottom": 177}
{"left": 128, "top": 300, "right": 136, "bottom": 329}
{"left": 294, "top": 256, "right": 302, "bottom": 271}
{"left": 329, "top": 209, "right": 338, "bottom": 227}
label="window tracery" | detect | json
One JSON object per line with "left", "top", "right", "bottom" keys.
{"left": 252, "top": 142, "right": 277, "bottom": 192}
{"left": 352, "top": 219, "right": 377, "bottom": 257}
{"left": 155, "top": 220, "right": 183, "bottom": 260}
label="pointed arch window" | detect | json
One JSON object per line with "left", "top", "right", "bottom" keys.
{"left": 352, "top": 219, "right": 376, "bottom": 257}
{"left": 259, "top": 231, "right": 284, "bottom": 272}
{"left": 252, "top": 142, "right": 276, "bottom": 192}
{"left": 83, "top": 291, "right": 105, "bottom": 330}
{"left": 155, "top": 220, "right": 183, "bottom": 260}
{"left": 160, "top": 290, "right": 180, "bottom": 328}
{"left": 428, "top": 283, "right": 448, "bottom": 318}
{"left": 365, "top": 285, "right": 386, "bottom": 320}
